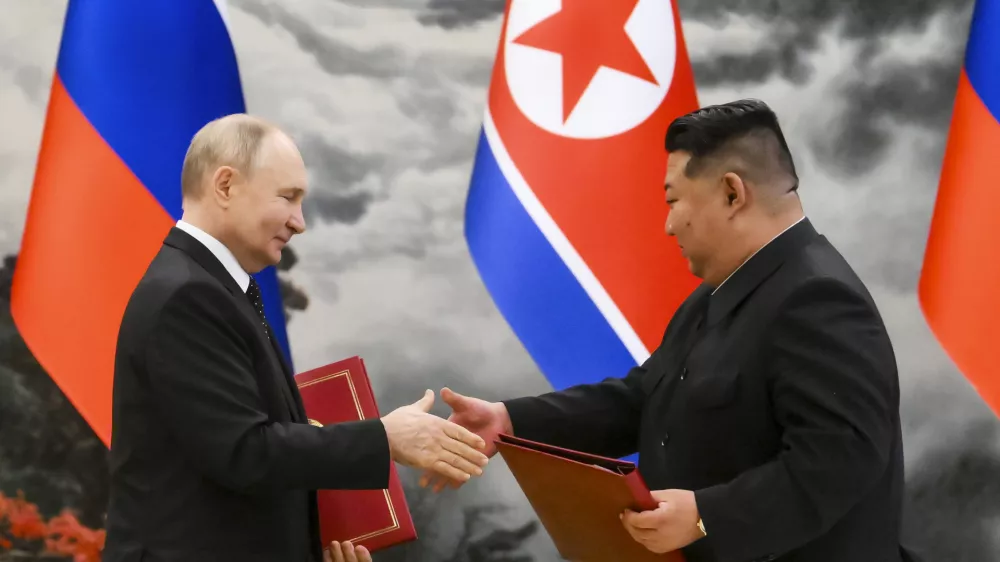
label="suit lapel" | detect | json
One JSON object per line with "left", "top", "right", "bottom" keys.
{"left": 263, "top": 317, "right": 306, "bottom": 422}
{"left": 164, "top": 227, "right": 302, "bottom": 421}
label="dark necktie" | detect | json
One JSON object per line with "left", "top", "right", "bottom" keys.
{"left": 246, "top": 277, "right": 270, "bottom": 340}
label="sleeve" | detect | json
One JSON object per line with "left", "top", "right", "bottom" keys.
{"left": 501, "top": 346, "right": 664, "bottom": 459}
{"left": 693, "top": 278, "right": 897, "bottom": 562}
{"left": 145, "top": 282, "right": 390, "bottom": 494}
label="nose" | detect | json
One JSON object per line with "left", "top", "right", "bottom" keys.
{"left": 288, "top": 204, "right": 306, "bottom": 234}
{"left": 665, "top": 214, "right": 675, "bottom": 237}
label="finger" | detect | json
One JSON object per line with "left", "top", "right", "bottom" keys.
{"left": 434, "top": 474, "right": 463, "bottom": 493}
{"left": 624, "top": 504, "right": 667, "bottom": 530}
{"left": 419, "top": 470, "right": 449, "bottom": 489}
{"left": 442, "top": 420, "right": 488, "bottom": 452}
{"left": 341, "top": 541, "right": 358, "bottom": 562}
{"left": 421, "top": 471, "right": 461, "bottom": 493}
{"left": 620, "top": 512, "right": 646, "bottom": 544}
{"left": 431, "top": 459, "right": 474, "bottom": 483}
{"left": 356, "top": 545, "right": 372, "bottom": 562}
{"left": 414, "top": 389, "right": 434, "bottom": 412}
{"left": 439, "top": 440, "right": 487, "bottom": 477}
{"left": 329, "top": 542, "right": 345, "bottom": 562}
{"left": 440, "top": 387, "right": 465, "bottom": 410}
{"left": 324, "top": 545, "right": 333, "bottom": 562}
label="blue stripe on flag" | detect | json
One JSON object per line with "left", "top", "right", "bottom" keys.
{"left": 464, "top": 128, "right": 637, "bottom": 391}
{"left": 965, "top": 0, "right": 1000, "bottom": 119}
{"left": 56, "top": 0, "right": 245, "bottom": 217}
{"left": 55, "top": 0, "right": 292, "bottom": 364}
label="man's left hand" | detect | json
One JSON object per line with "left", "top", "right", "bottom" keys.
{"left": 324, "top": 541, "right": 371, "bottom": 562}
{"left": 621, "top": 489, "right": 705, "bottom": 553}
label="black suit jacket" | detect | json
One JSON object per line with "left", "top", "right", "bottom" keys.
{"left": 504, "top": 219, "right": 910, "bottom": 562}
{"left": 103, "top": 227, "right": 390, "bottom": 562}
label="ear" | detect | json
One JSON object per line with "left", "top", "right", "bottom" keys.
{"left": 210, "top": 166, "right": 237, "bottom": 207}
{"left": 721, "top": 172, "right": 748, "bottom": 215}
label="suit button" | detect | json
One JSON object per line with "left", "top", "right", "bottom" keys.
{"left": 661, "top": 433, "right": 669, "bottom": 446}
{"left": 680, "top": 367, "right": 687, "bottom": 380}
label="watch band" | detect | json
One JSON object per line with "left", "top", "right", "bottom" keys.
{"left": 697, "top": 518, "right": 707, "bottom": 536}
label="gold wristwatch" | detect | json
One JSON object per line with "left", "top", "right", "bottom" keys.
{"left": 697, "top": 518, "right": 706, "bottom": 536}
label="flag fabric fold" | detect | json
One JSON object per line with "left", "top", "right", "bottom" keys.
{"left": 919, "top": 0, "right": 1000, "bottom": 416}
{"left": 11, "top": 0, "right": 292, "bottom": 445}
{"left": 464, "top": 0, "right": 701, "bottom": 394}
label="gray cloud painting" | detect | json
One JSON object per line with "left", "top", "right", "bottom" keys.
{"left": 1, "top": 0, "right": 997, "bottom": 560}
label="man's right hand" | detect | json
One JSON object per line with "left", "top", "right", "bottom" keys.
{"left": 381, "top": 389, "right": 489, "bottom": 484}
{"left": 418, "top": 387, "right": 512, "bottom": 491}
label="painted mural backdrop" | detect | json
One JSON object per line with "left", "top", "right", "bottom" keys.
{"left": 0, "top": 0, "right": 995, "bottom": 560}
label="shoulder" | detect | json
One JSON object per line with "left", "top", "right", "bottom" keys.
{"left": 123, "top": 248, "right": 239, "bottom": 331}
{"left": 772, "top": 236, "right": 879, "bottom": 316}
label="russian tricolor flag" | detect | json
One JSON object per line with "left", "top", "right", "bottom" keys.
{"left": 11, "top": 0, "right": 292, "bottom": 445}
{"left": 465, "top": 0, "right": 700, "bottom": 395}
{"left": 920, "top": 0, "right": 1000, "bottom": 416}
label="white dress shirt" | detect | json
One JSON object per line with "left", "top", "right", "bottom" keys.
{"left": 712, "top": 216, "right": 805, "bottom": 295}
{"left": 175, "top": 220, "right": 251, "bottom": 293}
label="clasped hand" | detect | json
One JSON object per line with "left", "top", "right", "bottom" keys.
{"left": 620, "top": 489, "right": 704, "bottom": 553}
{"left": 381, "top": 389, "right": 490, "bottom": 485}
{"left": 407, "top": 389, "right": 705, "bottom": 554}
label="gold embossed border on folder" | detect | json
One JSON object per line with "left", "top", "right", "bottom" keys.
{"left": 298, "top": 370, "right": 400, "bottom": 542}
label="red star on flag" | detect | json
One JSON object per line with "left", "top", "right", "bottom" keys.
{"left": 512, "top": 0, "right": 658, "bottom": 123}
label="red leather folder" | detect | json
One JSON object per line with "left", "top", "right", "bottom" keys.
{"left": 495, "top": 434, "right": 685, "bottom": 562}
{"left": 294, "top": 356, "right": 416, "bottom": 552}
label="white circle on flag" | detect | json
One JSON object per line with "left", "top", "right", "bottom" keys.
{"left": 503, "top": 0, "right": 677, "bottom": 140}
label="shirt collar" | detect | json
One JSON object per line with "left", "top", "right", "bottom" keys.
{"left": 705, "top": 216, "right": 816, "bottom": 327}
{"left": 711, "top": 216, "right": 805, "bottom": 296}
{"left": 175, "top": 220, "right": 251, "bottom": 293}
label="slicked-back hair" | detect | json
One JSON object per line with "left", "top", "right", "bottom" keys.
{"left": 180, "top": 113, "right": 279, "bottom": 200}
{"left": 665, "top": 99, "right": 799, "bottom": 192}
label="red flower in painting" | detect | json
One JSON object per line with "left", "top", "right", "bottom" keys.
{"left": 46, "top": 510, "right": 106, "bottom": 562}
{"left": 0, "top": 490, "right": 106, "bottom": 562}
{"left": 0, "top": 491, "right": 48, "bottom": 541}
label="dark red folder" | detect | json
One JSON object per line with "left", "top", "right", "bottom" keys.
{"left": 294, "top": 356, "right": 416, "bottom": 552}
{"left": 495, "top": 434, "right": 685, "bottom": 562}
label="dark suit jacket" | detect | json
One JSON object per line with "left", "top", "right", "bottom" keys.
{"left": 103, "top": 227, "right": 390, "bottom": 562}
{"left": 504, "top": 219, "right": 910, "bottom": 562}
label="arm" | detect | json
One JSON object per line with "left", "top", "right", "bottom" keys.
{"left": 694, "top": 278, "right": 897, "bottom": 561}
{"left": 146, "top": 282, "right": 390, "bottom": 494}
{"left": 501, "top": 347, "right": 663, "bottom": 459}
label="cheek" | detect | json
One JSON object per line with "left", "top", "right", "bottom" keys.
{"left": 263, "top": 204, "right": 290, "bottom": 230}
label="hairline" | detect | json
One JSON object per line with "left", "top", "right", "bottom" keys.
{"left": 180, "top": 114, "right": 283, "bottom": 201}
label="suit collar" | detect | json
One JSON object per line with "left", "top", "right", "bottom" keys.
{"left": 175, "top": 220, "right": 250, "bottom": 293}
{"left": 164, "top": 226, "right": 245, "bottom": 297}
{"left": 164, "top": 226, "right": 305, "bottom": 421}
{"left": 706, "top": 217, "right": 818, "bottom": 326}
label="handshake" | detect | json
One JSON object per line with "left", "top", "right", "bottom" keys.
{"left": 326, "top": 388, "right": 506, "bottom": 562}
{"left": 379, "top": 387, "right": 509, "bottom": 490}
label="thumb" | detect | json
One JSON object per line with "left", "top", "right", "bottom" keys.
{"left": 441, "top": 387, "right": 466, "bottom": 410}
{"left": 414, "top": 389, "right": 434, "bottom": 412}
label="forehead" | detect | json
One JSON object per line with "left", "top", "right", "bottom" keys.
{"left": 255, "top": 134, "right": 308, "bottom": 183}
{"left": 664, "top": 151, "right": 692, "bottom": 187}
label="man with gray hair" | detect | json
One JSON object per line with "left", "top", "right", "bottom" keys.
{"left": 102, "top": 114, "right": 489, "bottom": 562}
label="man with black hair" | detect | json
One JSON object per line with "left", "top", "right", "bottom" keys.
{"left": 429, "top": 99, "right": 915, "bottom": 561}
